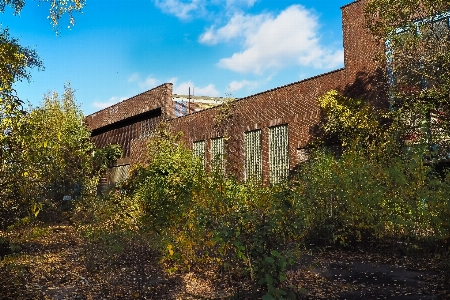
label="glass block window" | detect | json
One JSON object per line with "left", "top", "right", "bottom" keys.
{"left": 269, "top": 124, "right": 289, "bottom": 184}
{"left": 193, "top": 140, "right": 206, "bottom": 167}
{"left": 244, "top": 129, "right": 262, "bottom": 182}
{"left": 210, "top": 137, "right": 225, "bottom": 173}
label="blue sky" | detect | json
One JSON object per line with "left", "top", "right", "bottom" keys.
{"left": 3, "top": 0, "right": 351, "bottom": 115}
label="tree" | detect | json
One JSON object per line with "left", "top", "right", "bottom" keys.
{"left": 365, "top": 0, "right": 450, "bottom": 163}
{"left": 0, "top": 0, "right": 85, "bottom": 29}
{"left": 0, "top": 0, "right": 87, "bottom": 228}
{"left": 0, "top": 84, "right": 94, "bottom": 228}
{"left": 0, "top": 0, "right": 85, "bottom": 96}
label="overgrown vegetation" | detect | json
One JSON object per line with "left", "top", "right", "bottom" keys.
{"left": 2, "top": 0, "right": 450, "bottom": 298}
{"left": 73, "top": 110, "right": 450, "bottom": 297}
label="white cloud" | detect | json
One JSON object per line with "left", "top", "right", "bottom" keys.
{"left": 139, "top": 76, "right": 160, "bottom": 89}
{"left": 213, "top": 0, "right": 257, "bottom": 9}
{"left": 227, "top": 79, "right": 257, "bottom": 92}
{"left": 128, "top": 72, "right": 140, "bottom": 82}
{"left": 93, "top": 96, "right": 128, "bottom": 109}
{"left": 167, "top": 77, "right": 178, "bottom": 85}
{"left": 195, "top": 84, "right": 220, "bottom": 96}
{"left": 128, "top": 73, "right": 160, "bottom": 89}
{"left": 225, "top": 0, "right": 257, "bottom": 8}
{"left": 153, "top": 0, "right": 256, "bottom": 20}
{"left": 199, "top": 12, "right": 269, "bottom": 45}
{"left": 172, "top": 80, "right": 220, "bottom": 96}
{"left": 200, "top": 5, "right": 344, "bottom": 74}
{"left": 153, "top": 0, "right": 205, "bottom": 20}
{"left": 128, "top": 75, "right": 219, "bottom": 97}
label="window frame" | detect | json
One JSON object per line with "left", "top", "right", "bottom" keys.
{"left": 244, "top": 129, "right": 262, "bottom": 182}
{"left": 269, "top": 124, "right": 289, "bottom": 184}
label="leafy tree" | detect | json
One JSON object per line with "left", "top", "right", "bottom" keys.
{"left": 0, "top": 0, "right": 86, "bottom": 228}
{"left": 365, "top": 0, "right": 450, "bottom": 162}
{"left": 0, "top": 0, "right": 84, "bottom": 101}
{"left": 0, "top": 0, "right": 85, "bottom": 29}
{"left": 0, "top": 84, "right": 94, "bottom": 228}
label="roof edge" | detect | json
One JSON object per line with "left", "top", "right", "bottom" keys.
{"left": 86, "top": 82, "right": 173, "bottom": 118}
{"left": 340, "top": 0, "right": 361, "bottom": 10}
{"left": 171, "top": 67, "right": 346, "bottom": 120}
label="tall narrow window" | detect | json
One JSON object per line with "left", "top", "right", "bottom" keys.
{"left": 211, "top": 137, "right": 225, "bottom": 173}
{"left": 193, "top": 140, "right": 206, "bottom": 167}
{"left": 244, "top": 129, "right": 262, "bottom": 182}
{"left": 269, "top": 124, "right": 289, "bottom": 184}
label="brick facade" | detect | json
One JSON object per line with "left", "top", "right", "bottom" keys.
{"left": 85, "top": 84, "right": 173, "bottom": 157}
{"left": 86, "top": 0, "right": 389, "bottom": 183}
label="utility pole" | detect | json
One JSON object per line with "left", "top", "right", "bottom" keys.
{"left": 188, "top": 87, "right": 191, "bottom": 115}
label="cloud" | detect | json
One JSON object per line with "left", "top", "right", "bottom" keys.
{"left": 227, "top": 79, "right": 258, "bottom": 92}
{"left": 128, "top": 73, "right": 160, "bottom": 89}
{"left": 200, "top": 5, "right": 344, "bottom": 74}
{"left": 139, "top": 76, "right": 160, "bottom": 89}
{"left": 128, "top": 72, "right": 140, "bottom": 82}
{"left": 172, "top": 79, "right": 220, "bottom": 96}
{"left": 225, "top": 0, "right": 257, "bottom": 8}
{"left": 199, "top": 12, "right": 269, "bottom": 45}
{"left": 93, "top": 96, "right": 128, "bottom": 109}
{"left": 153, "top": 0, "right": 205, "bottom": 20}
{"left": 153, "top": 0, "right": 256, "bottom": 20}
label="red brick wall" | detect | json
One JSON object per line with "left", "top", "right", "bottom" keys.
{"left": 98, "top": 0, "right": 390, "bottom": 183}
{"left": 86, "top": 84, "right": 172, "bottom": 157}
{"left": 164, "top": 69, "right": 347, "bottom": 182}
{"left": 85, "top": 83, "right": 173, "bottom": 131}
{"left": 148, "top": 0, "right": 388, "bottom": 182}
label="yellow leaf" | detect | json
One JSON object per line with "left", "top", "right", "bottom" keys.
{"left": 167, "top": 244, "right": 174, "bottom": 256}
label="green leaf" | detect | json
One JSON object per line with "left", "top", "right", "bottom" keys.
{"left": 287, "top": 290, "right": 297, "bottom": 300}
{"left": 262, "top": 294, "right": 276, "bottom": 300}
{"left": 265, "top": 274, "right": 273, "bottom": 286}
{"left": 265, "top": 256, "right": 275, "bottom": 264}
{"left": 270, "top": 250, "right": 281, "bottom": 257}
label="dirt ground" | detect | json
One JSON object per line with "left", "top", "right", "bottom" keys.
{"left": 1, "top": 224, "right": 449, "bottom": 299}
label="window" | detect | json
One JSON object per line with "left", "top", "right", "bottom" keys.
{"left": 269, "top": 125, "right": 289, "bottom": 184}
{"left": 210, "top": 137, "right": 225, "bottom": 173}
{"left": 386, "top": 12, "right": 450, "bottom": 94}
{"left": 193, "top": 140, "right": 206, "bottom": 167}
{"left": 386, "top": 12, "right": 450, "bottom": 151}
{"left": 244, "top": 129, "right": 262, "bottom": 181}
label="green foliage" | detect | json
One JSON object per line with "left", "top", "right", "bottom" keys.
{"left": 0, "top": 29, "right": 43, "bottom": 96}
{"left": 365, "top": 0, "right": 450, "bottom": 159}
{"left": 133, "top": 125, "right": 205, "bottom": 234}
{"left": 318, "top": 90, "right": 384, "bottom": 150}
{"left": 0, "top": 84, "right": 95, "bottom": 228}
{"left": 0, "top": 0, "right": 86, "bottom": 228}
{"left": 308, "top": 89, "right": 450, "bottom": 246}
{"left": 92, "top": 144, "right": 123, "bottom": 174}
{"left": 112, "top": 129, "right": 301, "bottom": 296}
{"left": 0, "top": 0, "right": 85, "bottom": 30}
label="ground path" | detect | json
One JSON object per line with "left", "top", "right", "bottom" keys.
{"left": 1, "top": 224, "right": 449, "bottom": 299}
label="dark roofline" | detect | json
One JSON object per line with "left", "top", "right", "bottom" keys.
{"left": 171, "top": 67, "right": 346, "bottom": 120}
{"left": 340, "top": 0, "right": 360, "bottom": 10}
{"left": 86, "top": 83, "right": 173, "bottom": 118}
{"left": 237, "top": 68, "right": 345, "bottom": 102}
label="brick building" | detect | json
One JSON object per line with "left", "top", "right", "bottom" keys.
{"left": 85, "top": 0, "right": 388, "bottom": 184}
